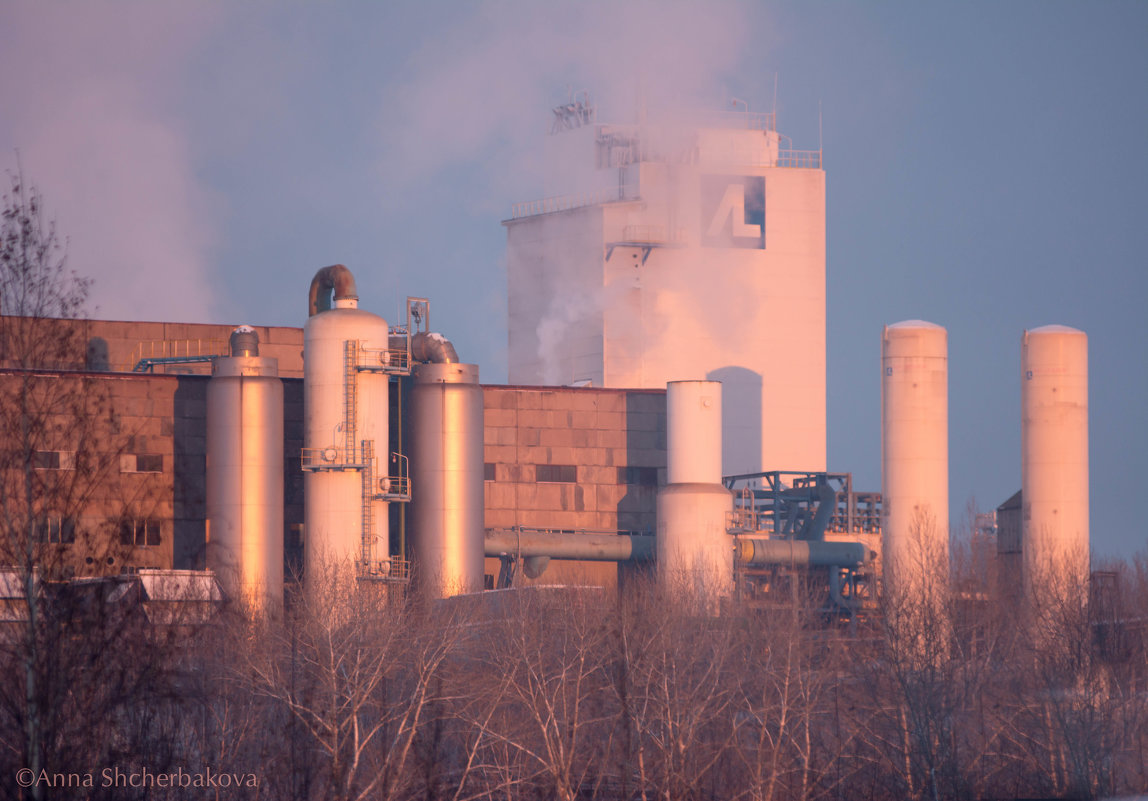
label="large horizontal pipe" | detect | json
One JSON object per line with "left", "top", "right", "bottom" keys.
{"left": 484, "top": 530, "right": 871, "bottom": 569}
{"left": 485, "top": 530, "right": 655, "bottom": 562}
{"left": 737, "top": 538, "right": 872, "bottom": 568}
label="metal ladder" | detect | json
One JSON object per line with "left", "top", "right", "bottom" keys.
{"left": 360, "top": 439, "right": 374, "bottom": 567}
{"left": 343, "top": 340, "right": 358, "bottom": 465}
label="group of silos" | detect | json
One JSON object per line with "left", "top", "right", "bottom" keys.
{"left": 201, "top": 264, "right": 1089, "bottom": 614}
{"left": 205, "top": 265, "right": 487, "bottom": 614}
{"left": 880, "top": 320, "right": 1090, "bottom": 603}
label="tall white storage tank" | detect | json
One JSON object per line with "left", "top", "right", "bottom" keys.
{"left": 303, "top": 267, "right": 390, "bottom": 593}
{"left": 1022, "top": 325, "right": 1089, "bottom": 598}
{"left": 206, "top": 327, "right": 284, "bottom": 615}
{"left": 657, "top": 380, "right": 733, "bottom": 604}
{"left": 881, "top": 321, "right": 949, "bottom": 599}
{"left": 408, "top": 362, "right": 485, "bottom": 598}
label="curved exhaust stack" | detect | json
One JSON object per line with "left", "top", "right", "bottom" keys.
{"left": 411, "top": 331, "right": 459, "bottom": 364}
{"left": 308, "top": 264, "right": 359, "bottom": 317}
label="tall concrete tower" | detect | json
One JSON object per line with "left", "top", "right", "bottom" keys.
{"left": 1022, "top": 325, "right": 1089, "bottom": 600}
{"left": 505, "top": 102, "right": 826, "bottom": 476}
{"left": 880, "top": 320, "right": 949, "bottom": 597}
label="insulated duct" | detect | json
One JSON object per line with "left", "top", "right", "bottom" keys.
{"left": 736, "top": 539, "right": 871, "bottom": 568}
{"left": 307, "top": 264, "right": 359, "bottom": 317}
{"left": 411, "top": 331, "right": 459, "bottom": 364}
{"left": 485, "top": 530, "right": 656, "bottom": 562}
{"left": 482, "top": 529, "right": 868, "bottom": 570}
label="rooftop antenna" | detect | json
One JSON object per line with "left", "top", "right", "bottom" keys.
{"left": 635, "top": 75, "right": 648, "bottom": 127}
{"left": 819, "top": 100, "right": 824, "bottom": 165}
{"left": 772, "top": 72, "right": 779, "bottom": 130}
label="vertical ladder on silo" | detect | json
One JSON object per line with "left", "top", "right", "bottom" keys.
{"left": 343, "top": 340, "right": 358, "bottom": 465}
{"left": 360, "top": 439, "right": 374, "bottom": 568}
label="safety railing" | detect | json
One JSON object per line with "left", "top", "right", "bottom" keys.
{"left": 680, "top": 109, "right": 776, "bottom": 131}
{"left": 777, "top": 149, "right": 822, "bottom": 168}
{"left": 358, "top": 557, "right": 410, "bottom": 582}
{"left": 510, "top": 185, "right": 640, "bottom": 220}
{"left": 128, "top": 339, "right": 227, "bottom": 372}
{"left": 357, "top": 345, "right": 410, "bottom": 374}
{"left": 378, "top": 474, "right": 411, "bottom": 501}
{"left": 300, "top": 446, "right": 357, "bottom": 470}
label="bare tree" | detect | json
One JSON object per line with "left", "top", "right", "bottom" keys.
{"left": 243, "top": 566, "right": 465, "bottom": 801}
{"left": 0, "top": 166, "right": 134, "bottom": 799}
{"left": 459, "top": 587, "right": 616, "bottom": 801}
{"left": 616, "top": 583, "right": 740, "bottom": 801}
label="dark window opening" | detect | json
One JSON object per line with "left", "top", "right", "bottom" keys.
{"left": 484, "top": 462, "right": 496, "bottom": 481}
{"left": 135, "top": 454, "right": 163, "bottom": 473}
{"left": 120, "top": 519, "right": 162, "bottom": 547}
{"left": 33, "top": 450, "right": 73, "bottom": 470}
{"left": 34, "top": 516, "right": 76, "bottom": 544}
{"left": 618, "top": 466, "right": 658, "bottom": 486}
{"left": 34, "top": 451, "right": 59, "bottom": 469}
{"left": 536, "top": 464, "right": 577, "bottom": 483}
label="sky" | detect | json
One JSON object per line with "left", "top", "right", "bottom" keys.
{"left": 1, "top": 1, "right": 1145, "bottom": 560}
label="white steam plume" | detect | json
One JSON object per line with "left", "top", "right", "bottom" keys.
{"left": 0, "top": 3, "right": 221, "bottom": 322}
{"left": 376, "top": 1, "right": 755, "bottom": 205}
{"left": 374, "top": 1, "right": 760, "bottom": 379}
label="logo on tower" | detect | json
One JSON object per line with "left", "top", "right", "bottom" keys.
{"left": 700, "top": 175, "right": 765, "bottom": 249}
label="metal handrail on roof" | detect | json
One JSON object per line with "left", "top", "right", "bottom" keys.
{"left": 509, "top": 185, "right": 640, "bottom": 220}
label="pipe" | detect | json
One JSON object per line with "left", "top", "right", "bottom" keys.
{"left": 485, "top": 530, "right": 655, "bottom": 562}
{"left": 411, "top": 331, "right": 459, "bottom": 364}
{"left": 797, "top": 481, "right": 838, "bottom": 541}
{"left": 737, "top": 538, "right": 871, "bottom": 568}
{"left": 307, "top": 264, "right": 358, "bottom": 317}
{"left": 484, "top": 530, "right": 870, "bottom": 570}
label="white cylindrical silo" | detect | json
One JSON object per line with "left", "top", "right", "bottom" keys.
{"left": 408, "top": 362, "right": 485, "bottom": 598}
{"left": 1022, "top": 325, "right": 1089, "bottom": 596}
{"left": 303, "top": 266, "right": 390, "bottom": 592}
{"left": 881, "top": 321, "right": 949, "bottom": 599}
{"left": 666, "top": 380, "right": 723, "bottom": 484}
{"left": 206, "top": 327, "right": 284, "bottom": 615}
{"left": 657, "top": 380, "right": 733, "bottom": 603}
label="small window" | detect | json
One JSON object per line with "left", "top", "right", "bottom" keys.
{"left": 34, "top": 516, "right": 76, "bottom": 544}
{"left": 33, "top": 451, "right": 75, "bottom": 470}
{"left": 120, "top": 519, "right": 162, "bottom": 547}
{"left": 120, "top": 454, "right": 163, "bottom": 473}
{"left": 484, "top": 462, "right": 496, "bottom": 481}
{"left": 536, "top": 464, "right": 577, "bottom": 483}
{"left": 618, "top": 466, "right": 658, "bottom": 486}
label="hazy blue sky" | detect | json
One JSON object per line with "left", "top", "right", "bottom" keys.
{"left": 2, "top": 2, "right": 1145, "bottom": 559}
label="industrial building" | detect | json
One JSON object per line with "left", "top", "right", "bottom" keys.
{"left": 506, "top": 100, "right": 826, "bottom": 477}
{"left": 0, "top": 100, "right": 1090, "bottom": 617}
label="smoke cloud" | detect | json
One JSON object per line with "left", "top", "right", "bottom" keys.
{"left": 0, "top": 2, "right": 221, "bottom": 322}
{"left": 376, "top": 1, "right": 756, "bottom": 206}
{"left": 372, "top": 1, "right": 763, "bottom": 381}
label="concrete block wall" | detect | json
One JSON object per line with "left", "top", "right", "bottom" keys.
{"left": 93, "top": 320, "right": 305, "bottom": 377}
{"left": 65, "top": 318, "right": 304, "bottom": 377}
{"left": 481, "top": 385, "right": 666, "bottom": 588}
{"left": 27, "top": 373, "right": 180, "bottom": 575}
